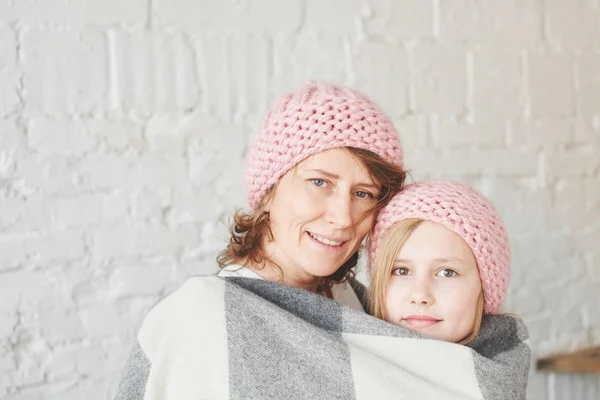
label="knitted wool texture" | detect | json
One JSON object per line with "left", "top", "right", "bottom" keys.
{"left": 369, "top": 181, "right": 510, "bottom": 314}
{"left": 244, "top": 81, "right": 403, "bottom": 210}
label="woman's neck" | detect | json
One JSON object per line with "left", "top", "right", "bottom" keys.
{"left": 241, "top": 258, "right": 322, "bottom": 293}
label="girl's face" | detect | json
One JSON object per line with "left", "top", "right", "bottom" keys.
{"left": 385, "top": 221, "right": 482, "bottom": 342}
{"left": 264, "top": 148, "right": 380, "bottom": 285}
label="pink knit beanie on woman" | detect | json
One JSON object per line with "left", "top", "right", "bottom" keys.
{"left": 244, "top": 81, "right": 404, "bottom": 210}
{"left": 369, "top": 181, "right": 510, "bottom": 314}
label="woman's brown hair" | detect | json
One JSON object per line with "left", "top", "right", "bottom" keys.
{"left": 217, "top": 147, "right": 406, "bottom": 288}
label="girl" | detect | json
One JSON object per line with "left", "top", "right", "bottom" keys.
{"left": 369, "top": 180, "right": 512, "bottom": 345}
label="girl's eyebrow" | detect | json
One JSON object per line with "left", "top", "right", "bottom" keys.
{"left": 394, "top": 258, "right": 465, "bottom": 264}
{"left": 305, "top": 169, "right": 379, "bottom": 190}
{"left": 433, "top": 258, "right": 465, "bottom": 264}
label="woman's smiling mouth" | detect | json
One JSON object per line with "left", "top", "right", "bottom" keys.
{"left": 307, "top": 232, "right": 346, "bottom": 248}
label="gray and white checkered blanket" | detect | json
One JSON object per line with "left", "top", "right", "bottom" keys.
{"left": 115, "top": 276, "right": 530, "bottom": 400}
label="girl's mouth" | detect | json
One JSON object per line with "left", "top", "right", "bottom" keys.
{"left": 403, "top": 315, "right": 442, "bottom": 329}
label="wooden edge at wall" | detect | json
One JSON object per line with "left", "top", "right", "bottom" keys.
{"left": 536, "top": 346, "right": 600, "bottom": 373}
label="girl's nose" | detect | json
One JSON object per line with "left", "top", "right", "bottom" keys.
{"left": 409, "top": 276, "right": 434, "bottom": 306}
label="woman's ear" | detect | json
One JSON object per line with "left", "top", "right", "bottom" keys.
{"left": 261, "top": 187, "right": 275, "bottom": 213}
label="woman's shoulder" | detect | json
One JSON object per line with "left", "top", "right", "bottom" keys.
{"left": 136, "top": 275, "right": 227, "bottom": 345}
{"left": 142, "top": 266, "right": 263, "bottom": 327}
{"left": 148, "top": 276, "right": 224, "bottom": 315}
{"left": 217, "top": 265, "right": 264, "bottom": 279}
{"left": 152, "top": 265, "right": 261, "bottom": 313}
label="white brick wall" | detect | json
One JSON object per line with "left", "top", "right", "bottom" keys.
{"left": 0, "top": 1, "right": 598, "bottom": 399}
{"left": 22, "top": 28, "right": 109, "bottom": 118}
{"left": 0, "top": 26, "right": 18, "bottom": 118}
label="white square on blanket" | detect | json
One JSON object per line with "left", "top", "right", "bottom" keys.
{"left": 343, "top": 333, "right": 484, "bottom": 400}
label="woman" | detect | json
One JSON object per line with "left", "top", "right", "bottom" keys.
{"left": 115, "top": 81, "right": 407, "bottom": 399}
{"left": 216, "top": 80, "right": 406, "bottom": 306}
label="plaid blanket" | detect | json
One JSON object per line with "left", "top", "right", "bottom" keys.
{"left": 115, "top": 276, "right": 530, "bottom": 400}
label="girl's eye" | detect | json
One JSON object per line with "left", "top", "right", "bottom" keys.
{"left": 436, "top": 269, "right": 457, "bottom": 278}
{"left": 311, "top": 179, "right": 327, "bottom": 187}
{"left": 355, "top": 191, "right": 374, "bottom": 199}
{"left": 392, "top": 267, "right": 410, "bottom": 276}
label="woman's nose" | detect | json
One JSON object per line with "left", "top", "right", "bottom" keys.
{"left": 325, "top": 193, "right": 353, "bottom": 229}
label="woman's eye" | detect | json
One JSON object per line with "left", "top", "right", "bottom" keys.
{"left": 311, "top": 179, "right": 327, "bottom": 187}
{"left": 436, "top": 269, "right": 457, "bottom": 278}
{"left": 355, "top": 191, "right": 374, "bottom": 199}
{"left": 392, "top": 267, "right": 410, "bottom": 276}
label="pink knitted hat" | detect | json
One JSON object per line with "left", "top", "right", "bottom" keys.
{"left": 369, "top": 181, "right": 510, "bottom": 314}
{"left": 244, "top": 81, "right": 403, "bottom": 209}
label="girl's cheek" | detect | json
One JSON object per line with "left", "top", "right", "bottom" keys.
{"left": 450, "top": 286, "right": 479, "bottom": 312}
{"left": 385, "top": 283, "right": 407, "bottom": 307}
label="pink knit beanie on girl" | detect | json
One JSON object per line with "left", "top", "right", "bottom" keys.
{"left": 244, "top": 81, "right": 404, "bottom": 210}
{"left": 369, "top": 181, "right": 510, "bottom": 314}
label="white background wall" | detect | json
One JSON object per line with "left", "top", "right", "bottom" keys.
{"left": 0, "top": 1, "right": 599, "bottom": 399}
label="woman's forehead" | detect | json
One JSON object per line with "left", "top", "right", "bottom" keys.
{"left": 295, "top": 148, "right": 374, "bottom": 181}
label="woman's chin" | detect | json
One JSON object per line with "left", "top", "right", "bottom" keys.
{"left": 298, "top": 262, "right": 343, "bottom": 279}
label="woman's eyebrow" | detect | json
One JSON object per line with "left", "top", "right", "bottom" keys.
{"left": 356, "top": 182, "right": 380, "bottom": 190}
{"left": 306, "top": 169, "right": 339, "bottom": 179}
{"left": 305, "top": 169, "right": 378, "bottom": 189}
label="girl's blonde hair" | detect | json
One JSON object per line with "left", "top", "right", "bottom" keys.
{"left": 368, "top": 218, "right": 484, "bottom": 345}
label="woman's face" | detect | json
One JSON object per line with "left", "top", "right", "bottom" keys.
{"left": 264, "top": 148, "right": 380, "bottom": 283}
{"left": 385, "top": 221, "right": 482, "bottom": 342}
